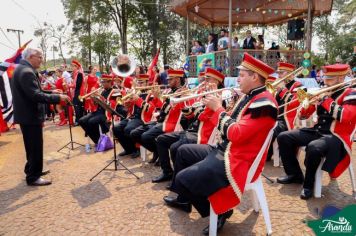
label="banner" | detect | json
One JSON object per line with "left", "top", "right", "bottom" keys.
{"left": 196, "top": 53, "right": 215, "bottom": 74}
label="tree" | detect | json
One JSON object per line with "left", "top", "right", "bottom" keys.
{"left": 34, "top": 22, "right": 50, "bottom": 68}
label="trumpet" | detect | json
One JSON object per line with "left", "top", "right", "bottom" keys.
{"left": 278, "top": 78, "right": 356, "bottom": 117}
{"left": 266, "top": 67, "right": 304, "bottom": 95}
{"left": 79, "top": 87, "right": 103, "bottom": 102}
{"left": 170, "top": 86, "right": 240, "bottom": 105}
{"left": 190, "top": 88, "right": 239, "bottom": 108}
{"left": 162, "top": 83, "right": 203, "bottom": 99}
{"left": 135, "top": 84, "right": 168, "bottom": 91}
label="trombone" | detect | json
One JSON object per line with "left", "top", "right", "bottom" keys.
{"left": 266, "top": 67, "right": 304, "bottom": 95}
{"left": 278, "top": 78, "right": 356, "bottom": 117}
{"left": 79, "top": 87, "right": 103, "bottom": 102}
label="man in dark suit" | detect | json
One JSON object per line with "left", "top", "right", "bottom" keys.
{"left": 242, "top": 30, "right": 257, "bottom": 49}
{"left": 11, "top": 48, "right": 70, "bottom": 186}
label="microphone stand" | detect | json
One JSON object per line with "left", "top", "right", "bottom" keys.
{"left": 89, "top": 96, "right": 139, "bottom": 181}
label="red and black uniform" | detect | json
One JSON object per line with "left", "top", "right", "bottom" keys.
{"left": 278, "top": 86, "right": 356, "bottom": 189}
{"left": 84, "top": 74, "right": 99, "bottom": 112}
{"left": 71, "top": 60, "right": 85, "bottom": 123}
{"left": 172, "top": 86, "right": 278, "bottom": 216}
{"left": 278, "top": 64, "right": 356, "bottom": 191}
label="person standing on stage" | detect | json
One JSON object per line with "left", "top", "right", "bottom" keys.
{"left": 277, "top": 64, "right": 356, "bottom": 200}
{"left": 71, "top": 59, "right": 85, "bottom": 126}
{"left": 11, "top": 48, "right": 70, "bottom": 186}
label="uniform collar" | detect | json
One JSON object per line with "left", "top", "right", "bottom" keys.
{"left": 247, "top": 85, "right": 265, "bottom": 97}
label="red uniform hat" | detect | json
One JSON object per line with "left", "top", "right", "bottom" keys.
{"left": 205, "top": 67, "right": 225, "bottom": 84}
{"left": 123, "top": 77, "right": 133, "bottom": 89}
{"left": 137, "top": 74, "right": 149, "bottom": 81}
{"left": 277, "top": 62, "right": 295, "bottom": 72}
{"left": 237, "top": 53, "right": 274, "bottom": 79}
{"left": 167, "top": 69, "right": 185, "bottom": 78}
{"left": 101, "top": 74, "right": 113, "bottom": 80}
{"left": 71, "top": 59, "right": 82, "bottom": 68}
{"left": 267, "top": 74, "right": 278, "bottom": 83}
{"left": 322, "top": 64, "right": 350, "bottom": 78}
{"left": 198, "top": 72, "right": 205, "bottom": 78}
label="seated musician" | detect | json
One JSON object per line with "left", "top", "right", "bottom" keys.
{"left": 267, "top": 62, "right": 303, "bottom": 160}
{"left": 276, "top": 64, "right": 356, "bottom": 200}
{"left": 171, "top": 53, "right": 277, "bottom": 234}
{"left": 130, "top": 69, "right": 188, "bottom": 166}
{"left": 78, "top": 74, "right": 115, "bottom": 145}
{"left": 153, "top": 68, "right": 225, "bottom": 184}
{"left": 113, "top": 74, "right": 156, "bottom": 158}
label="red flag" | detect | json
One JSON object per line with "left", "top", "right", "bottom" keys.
{"left": 147, "top": 48, "right": 160, "bottom": 84}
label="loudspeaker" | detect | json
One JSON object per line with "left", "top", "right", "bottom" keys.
{"left": 287, "top": 20, "right": 305, "bottom": 40}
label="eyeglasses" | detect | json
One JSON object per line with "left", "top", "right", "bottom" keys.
{"left": 33, "top": 55, "right": 43, "bottom": 59}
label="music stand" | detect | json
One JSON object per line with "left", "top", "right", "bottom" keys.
{"left": 90, "top": 96, "right": 139, "bottom": 181}
{"left": 57, "top": 103, "right": 84, "bottom": 156}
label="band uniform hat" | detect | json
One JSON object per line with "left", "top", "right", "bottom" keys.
{"left": 137, "top": 74, "right": 149, "bottom": 81}
{"left": 205, "top": 67, "right": 225, "bottom": 84}
{"left": 198, "top": 72, "right": 205, "bottom": 79}
{"left": 101, "top": 74, "right": 113, "bottom": 81}
{"left": 277, "top": 62, "right": 295, "bottom": 72}
{"left": 237, "top": 52, "right": 274, "bottom": 79}
{"left": 167, "top": 69, "right": 185, "bottom": 78}
{"left": 267, "top": 73, "right": 278, "bottom": 83}
{"left": 322, "top": 64, "right": 350, "bottom": 79}
{"left": 123, "top": 76, "right": 133, "bottom": 89}
{"left": 71, "top": 59, "right": 82, "bottom": 68}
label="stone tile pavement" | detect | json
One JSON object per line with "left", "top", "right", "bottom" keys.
{"left": 0, "top": 122, "right": 355, "bottom": 235}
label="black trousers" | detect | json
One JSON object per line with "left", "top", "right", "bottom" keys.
{"left": 137, "top": 123, "right": 164, "bottom": 153}
{"left": 156, "top": 131, "right": 198, "bottom": 174}
{"left": 73, "top": 96, "right": 84, "bottom": 123}
{"left": 113, "top": 118, "right": 143, "bottom": 153}
{"left": 130, "top": 122, "right": 156, "bottom": 145}
{"left": 79, "top": 112, "right": 108, "bottom": 144}
{"left": 267, "top": 120, "right": 287, "bottom": 160}
{"left": 20, "top": 124, "right": 43, "bottom": 184}
{"left": 174, "top": 144, "right": 228, "bottom": 217}
{"left": 278, "top": 129, "right": 343, "bottom": 189}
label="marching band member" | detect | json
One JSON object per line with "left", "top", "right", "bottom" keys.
{"left": 276, "top": 64, "right": 356, "bottom": 200}
{"left": 154, "top": 68, "right": 225, "bottom": 184}
{"left": 78, "top": 74, "right": 115, "bottom": 145}
{"left": 84, "top": 66, "right": 100, "bottom": 113}
{"left": 113, "top": 74, "right": 153, "bottom": 158}
{"left": 71, "top": 59, "right": 85, "bottom": 126}
{"left": 171, "top": 53, "right": 277, "bottom": 234}
{"left": 130, "top": 69, "right": 188, "bottom": 167}
{"left": 267, "top": 62, "right": 303, "bottom": 160}
{"left": 54, "top": 67, "right": 73, "bottom": 126}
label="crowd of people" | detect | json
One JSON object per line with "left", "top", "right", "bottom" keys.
{"left": 190, "top": 29, "right": 296, "bottom": 56}
{"left": 10, "top": 46, "right": 356, "bottom": 235}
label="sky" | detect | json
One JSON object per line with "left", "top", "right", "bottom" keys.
{"left": 0, "top": 0, "right": 324, "bottom": 62}
{"left": 0, "top": 0, "right": 68, "bottom": 60}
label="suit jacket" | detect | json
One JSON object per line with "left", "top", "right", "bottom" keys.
{"left": 242, "top": 37, "right": 256, "bottom": 49}
{"left": 11, "top": 59, "right": 60, "bottom": 125}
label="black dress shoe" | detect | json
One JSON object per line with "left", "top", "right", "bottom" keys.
{"left": 163, "top": 196, "right": 192, "bottom": 213}
{"left": 202, "top": 209, "right": 233, "bottom": 235}
{"left": 148, "top": 153, "right": 159, "bottom": 163}
{"left": 119, "top": 151, "right": 132, "bottom": 156}
{"left": 166, "top": 183, "right": 172, "bottom": 190}
{"left": 131, "top": 150, "right": 140, "bottom": 158}
{"left": 41, "top": 170, "right": 50, "bottom": 176}
{"left": 152, "top": 173, "right": 173, "bottom": 183}
{"left": 277, "top": 175, "right": 304, "bottom": 184}
{"left": 73, "top": 122, "right": 79, "bottom": 127}
{"left": 27, "top": 178, "right": 52, "bottom": 186}
{"left": 300, "top": 188, "right": 313, "bottom": 200}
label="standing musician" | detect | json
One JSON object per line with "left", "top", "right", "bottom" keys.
{"left": 267, "top": 62, "right": 303, "bottom": 160}
{"left": 170, "top": 53, "right": 277, "bottom": 234}
{"left": 55, "top": 67, "right": 74, "bottom": 126}
{"left": 71, "top": 59, "right": 85, "bottom": 126}
{"left": 276, "top": 64, "right": 356, "bottom": 200}
{"left": 84, "top": 66, "right": 100, "bottom": 113}
{"left": 130, "top": 69, "right": 188, "bottom": 166}
{"left": 113, "top": 74, "right": 157, "bottom": 158}
{"left": 78, "top": 74, "right": 115, "bottom": 145}
{"left": 153, "top": 68, "right": 225, "bottom": 184}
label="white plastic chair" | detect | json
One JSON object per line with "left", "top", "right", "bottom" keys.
{"left": 298, "top": 147, "right": 356, "bottom": 199}
{"left": 209, "top": 123, "right": 277, "bottom": 236}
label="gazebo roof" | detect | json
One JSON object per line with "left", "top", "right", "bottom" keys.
{"left": 170, "top": 0, "right": 333, "bottom": 26}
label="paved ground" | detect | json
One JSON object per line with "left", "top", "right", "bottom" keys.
{"left": 0, "top": 121, "right": 355, "bottom": 236}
